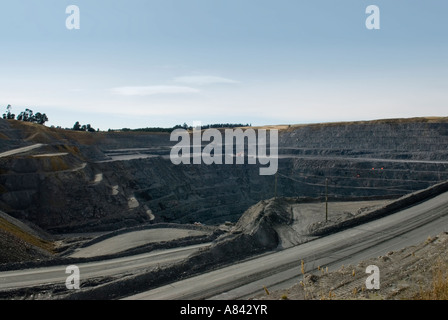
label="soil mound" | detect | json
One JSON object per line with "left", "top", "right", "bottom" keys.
{"left": 186, "top": 198, "right": 292, "bottom": 269}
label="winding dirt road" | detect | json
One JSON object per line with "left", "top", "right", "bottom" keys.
{"left": 125, "top": 192, "right": 448, "bottom": 300}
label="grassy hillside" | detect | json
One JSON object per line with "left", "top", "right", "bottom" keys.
{"left": 0, "top": 216, "right": 54, "bottom": 264}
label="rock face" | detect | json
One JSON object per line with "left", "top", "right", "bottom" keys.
{"left": 1, "top": 117, "right": 448, "bottom": 233}
{"left": 0, "top": 153, "right": 150, "bottom": 233}
{"left": 276, "top": 119, "right": 448, "bottom": 199}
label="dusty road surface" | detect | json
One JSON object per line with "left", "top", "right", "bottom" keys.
{"left": 0, "top": 243, "right": 209, "bottom": 291}
{"left": 276, "top": 200, "right": 391, "bottom": 248}
{"left": 124, "top": 192, "right": 448, "bottom": 300}
{"left": 0, "top": 144, "right": 45, "bottom": 158}
{"left": 69, "top": 228, "right": 212, "bottom": 258}
{"left": 256, "top": 230, "right": 448, "bottom": 300}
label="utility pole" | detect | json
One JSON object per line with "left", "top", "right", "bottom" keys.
{"left": 274, "top": 172, "right": 278, "bottom": 199}
{"left": 325, "top": 178, "right": 328, "bottom": 222}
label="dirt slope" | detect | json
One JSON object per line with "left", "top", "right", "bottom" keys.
{"left": 0, "top": 212, "right": 54, "bottom": 264}
{"left": 254, "top": 232, "right": 448, "bottom": 300}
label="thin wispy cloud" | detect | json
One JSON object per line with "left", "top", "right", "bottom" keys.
{"left": 174, "top": 76, "right": 240, "bottom": 86}
{"left": 111, "top": 85, "right": 200, "bottom": 96}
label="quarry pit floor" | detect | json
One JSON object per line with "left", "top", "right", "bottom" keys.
{"left": 3, "top": 195, "right": 447, "bottom": 301}
{"left": 61, "top": 199, "right": 392, "bottom": 260}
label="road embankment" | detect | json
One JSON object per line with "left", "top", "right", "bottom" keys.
{"left": 308, "top": 179, "right": 448, "bottom": 236}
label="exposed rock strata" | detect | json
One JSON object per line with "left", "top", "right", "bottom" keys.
{"left": 1, "top": 118, "right": 448, "bottom": 233}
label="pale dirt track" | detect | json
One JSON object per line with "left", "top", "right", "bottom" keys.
{"left": 69, "top": 228, "right": 211, "bottom": 258}
{"left": 125, "top": 192, "right": 448, "bottom": 300}
{"left": 276, "top": 200, "right": 391, "bottom": 248}
{"left": 1, "top": 195, "right": 446, "bottom": 300}
{"left": 0, "top": 144, "right": 44, "bottom": 158}
{"left": 0, "top": 243, "right": 210, "bottom": 292}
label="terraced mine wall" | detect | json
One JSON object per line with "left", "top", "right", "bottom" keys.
{"left": 1, "top": 118, "right": 448, "bottom": 233}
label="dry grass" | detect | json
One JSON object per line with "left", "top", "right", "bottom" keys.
{"left": 263, "top": 286, "right": 270, "bottom": 295}
{"left": 7, "top": 119, "right": 105, "bottom": 145}
{"left": 296, "top": 116, "right": 448, "bottom": 127}
{"left": 0, "top": 216, "right": 54, "bottom": 253}
{"left": 413, "top": 259, "right": 448, "bottom": 300}
{"left": 49, "top": 156, "right": 71, "bottom": 171}
{"left": 241, "top": 117, "right": 448, "bottom": 132}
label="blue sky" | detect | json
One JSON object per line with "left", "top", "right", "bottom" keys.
{"left": 0, "top": 0, "right": 447, "bottom": 130}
